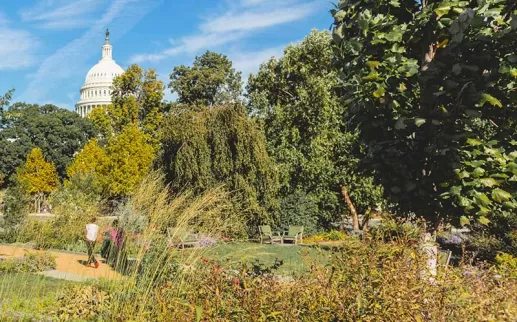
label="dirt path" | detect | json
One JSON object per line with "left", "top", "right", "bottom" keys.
{"left": 0, "top": 245, "right": 122, "bottom": 280}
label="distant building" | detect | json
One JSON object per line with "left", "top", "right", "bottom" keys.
{"left": 75, "top": 29, "right": 124, "bottom": 117}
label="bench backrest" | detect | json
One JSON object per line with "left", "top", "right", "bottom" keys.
{"left": 259, "top": 225, "right": 272, "bottom": 235}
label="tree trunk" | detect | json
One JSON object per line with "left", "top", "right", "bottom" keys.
{"left": 341, "top": 186, "right": 359, "bottom": 231}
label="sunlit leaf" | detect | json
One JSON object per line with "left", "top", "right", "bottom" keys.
{"left": 492, "top": 188, "right": 512, "bottom": 203}
{"left": 478, "top": 93, "right": 503, "bottom": 108}
{"left": 477, "top": 216, "right": 490, "bottom": 225}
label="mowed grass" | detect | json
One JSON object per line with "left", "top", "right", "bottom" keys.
{"left": 181, "top": 242, "right": 331, "bottom": 275}
{"left": 0, "top": 273, "right": 76, "bottom": 318}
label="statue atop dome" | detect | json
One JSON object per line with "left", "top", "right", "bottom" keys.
{"left": 105, "top": 29, "right": 110, "bottom": 43}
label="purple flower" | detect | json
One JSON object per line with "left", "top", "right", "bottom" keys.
{"left": 450, "top": 235, "right": 462, "bottom": 244}
{"left": 199, "top": 236, "right": 217, "bottom": 247}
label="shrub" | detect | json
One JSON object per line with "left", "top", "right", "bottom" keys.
{"left": 1, "top": 183, "right": 29, "bottom": 242}
{"left": 275, "top": 190, "right": 321, "bottom": 236}
{"left": 304, "top": 230, "right": 348, "bottom": 244}
{"left": 93, "top": 237, "right": 517, "bottom": 321}
{"left": 495, "top": 252, "right": 517, "bottom": 278}
{"left": 0, "top": 252, "right": 56, "bottom": 273}
{"left": 50, "top": 285, "right": 111, "bottom": 321}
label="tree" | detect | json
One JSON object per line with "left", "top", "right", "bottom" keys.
{"left": 89, "top": 64, "right": 165, "bottom": 147}
{"left": 161, "top": 104, "right": 278, "bottom": 234}
{"left": 66, "top": 138, "right": 108, "bottom": 191}
{"left": 101, "top": 125, "right": 155, "bottom": 198}
{"left": 331, "top": 0, "right": 517, "bottom": 234}
{"left": 17, "top": 147, "right": 59, "bottom": 213}
{"left": 247, "top": 30, "right": 385, "bottom": 229}
{"left": 169, "top": 51, "right": 243, "bottom": 107}
{"left": 0, "top": 103, "right": 97, "bottom": 186}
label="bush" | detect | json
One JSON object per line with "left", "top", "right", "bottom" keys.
{"left": 495, "top": 252, "right": 517, "bottom": 278}
{"left": 78, "top": 237, "right": 517, "bottom": 321}
{"left": 304, "top": 230, "right": 347, "bottom": 244}
{"left": 0, "top": 252, "right": 56, "bottom": 273}
{"left": 275, "top": 190, "right": 321, "bottom": 236}
{"left": 1, "top": 183, "right": 29, "bottom": 242}
{"left": 50, "top": 285, "right": 111, "bottom": 321}
{"left": 15, "top": 177, "right": 100, "bottom": 251}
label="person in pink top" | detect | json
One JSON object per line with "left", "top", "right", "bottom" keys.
{"left": 85, "top": 217, "right": 100, "bottom": 268}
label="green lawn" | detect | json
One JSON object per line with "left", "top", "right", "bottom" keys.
{"left": 0, "top": 273, "right": 75, "bottom": 319}
{"left": 183, "top": 242, "right": 331, "bottom": 275}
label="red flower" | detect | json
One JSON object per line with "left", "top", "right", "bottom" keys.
{"left": 202, "top": 258, "right": 209, "bottom": 263}
{"left": 233, "top": 278, "right": 239, "bottom": 285}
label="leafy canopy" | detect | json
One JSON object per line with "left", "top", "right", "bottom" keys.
{"left": 332, "top": 0, "right": 517, "bottom": 227}
{"left": 89, "top": 64, "right": 165, "bottom": 147}
{"left": 101, "top": 125, "right": 155, "bottom": 198}
{"left": 0, "top": 103, "right": 96, "bottom": 186}
{"left": 17, "top": 147, "right": 59, "bottom": 196}
{"left": 169, "top": 51, "right": 243, "bottom": 107}
{"left": 247, "top": 30, "right": 385, "bottom": 226}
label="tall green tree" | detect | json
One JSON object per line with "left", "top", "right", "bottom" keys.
{"left": 101, "top": 125, "right": 155, "bottom": 198}
{"left": 247, "top": 30, "right": 385, "bottom": 228}
{"left": 0, "top": 103, "right": 97, "bottom": 186}
{"left": 89, "top": 64, "right": 165, "bottom": 147}
{"left": 17, "top": 147, "right": 59, "bottom": 213}
{"left": 331, "top": 0, "right": 517, "bottom": 232}
{"left": 161, "top": 105, "right": 278, "bottom": 234}
{"left": 169, "top": 51, "right": 243, "bottom": 107}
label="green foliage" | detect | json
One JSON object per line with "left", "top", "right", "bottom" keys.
{"left": 274, "top": 190, "right": 320, "bottom": 235}
{"left": 161, "top": 105, "right": 278, "bottom": 234}
{"left": 247, "top": 30, "right": 385, "bottom": 226}
{"left": 17, "top": 148, "right": 59, "bottom": 196}
{"left": 89, "top": 64, "right": 165, "bottom": 147}
{"left": 331, "top": 0, "right": 517, "bottom": 228}
{"left": 0, "top": 252, "right": 56, "bottom": 273}
{"left": 101, "top": 125, "right": 155, "bottom": 198}
{"left": 75, "top": 238, "right": 517, "bottom": 321}
{"left": 51, "top": 285, "right": 112, "bottom": 321}
{"left": 169, "top": 51, "right": 242, "bottom": 107}
{"left": 16, "top": 173, "right": 100, "bottom": 250}
{"left": 1, "top": 183, "right": 30, "bottom": 239}
{"left": 495, "top": 252, "right": 517, "bottom": 278}
{"left": 66, "top": 138, "right": 107, "bottom": 183}
{"left": 0, "top": 103, "right": 97, "bottom": 185}
{"left": 304, "top": 230, "right": 348, "bottom": 244}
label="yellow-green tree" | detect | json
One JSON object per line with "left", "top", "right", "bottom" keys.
{"left": 89, "top": 65, "right": 165, "bottom": 148}
{"left": 66, "top": 138, "right": 108, "bottom": 191}
{"left": 17, "top": 147, "right": 59, "bottom": 213}
{"left": 66, "top": 138, "right": 107, "bottom": 178}
{"left": 102, "top": 125, "right": 155, "bottom": 197}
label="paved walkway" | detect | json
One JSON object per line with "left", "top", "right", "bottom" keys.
{"left": 0, "top": 245, "right": 122, "bottom": 281}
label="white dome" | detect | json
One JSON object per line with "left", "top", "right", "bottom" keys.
{"left": 75, "top": 29, "right": 124, "bottom": 118}
{"left": 84, "top": 59, "right": 124, "bottom": 86}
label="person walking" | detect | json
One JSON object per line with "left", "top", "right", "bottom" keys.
{"left": 85, "top": 217, "right": 100, "bottom": 268}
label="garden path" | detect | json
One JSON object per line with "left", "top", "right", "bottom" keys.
{"left": 0, "top": 245, "right": 122, "bottom": 280}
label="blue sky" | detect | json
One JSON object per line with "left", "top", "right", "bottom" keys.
{"left": 0, "top": 0, "right": 331, "bottom": 110}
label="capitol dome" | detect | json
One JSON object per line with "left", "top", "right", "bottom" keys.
{"left": 75, "top": 29, "right": 124, "bottom": 117}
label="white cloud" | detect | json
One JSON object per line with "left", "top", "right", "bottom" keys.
{"left": 130, "top": 31, "right": 247, "bottom": 64}
{"left": 201, "top": 2, "right": 318, "bottom": 33}
{"left": 231, "top": 45, "right": 285, "bottom": 79}
{"left": 20, "top": 0, "right": 103, "bottom": 29}
{"left": 129, "top": 0, "right": 319, "bottom": 64}
{"left": 17, "top": 0, "right": 161, "bottom": 104}
{"left": 0, "top": 14, "right": 39, "bottom": 70}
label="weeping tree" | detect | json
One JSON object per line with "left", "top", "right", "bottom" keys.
{"left": 161, "top": 105, "right": 279, "bottom": 235}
